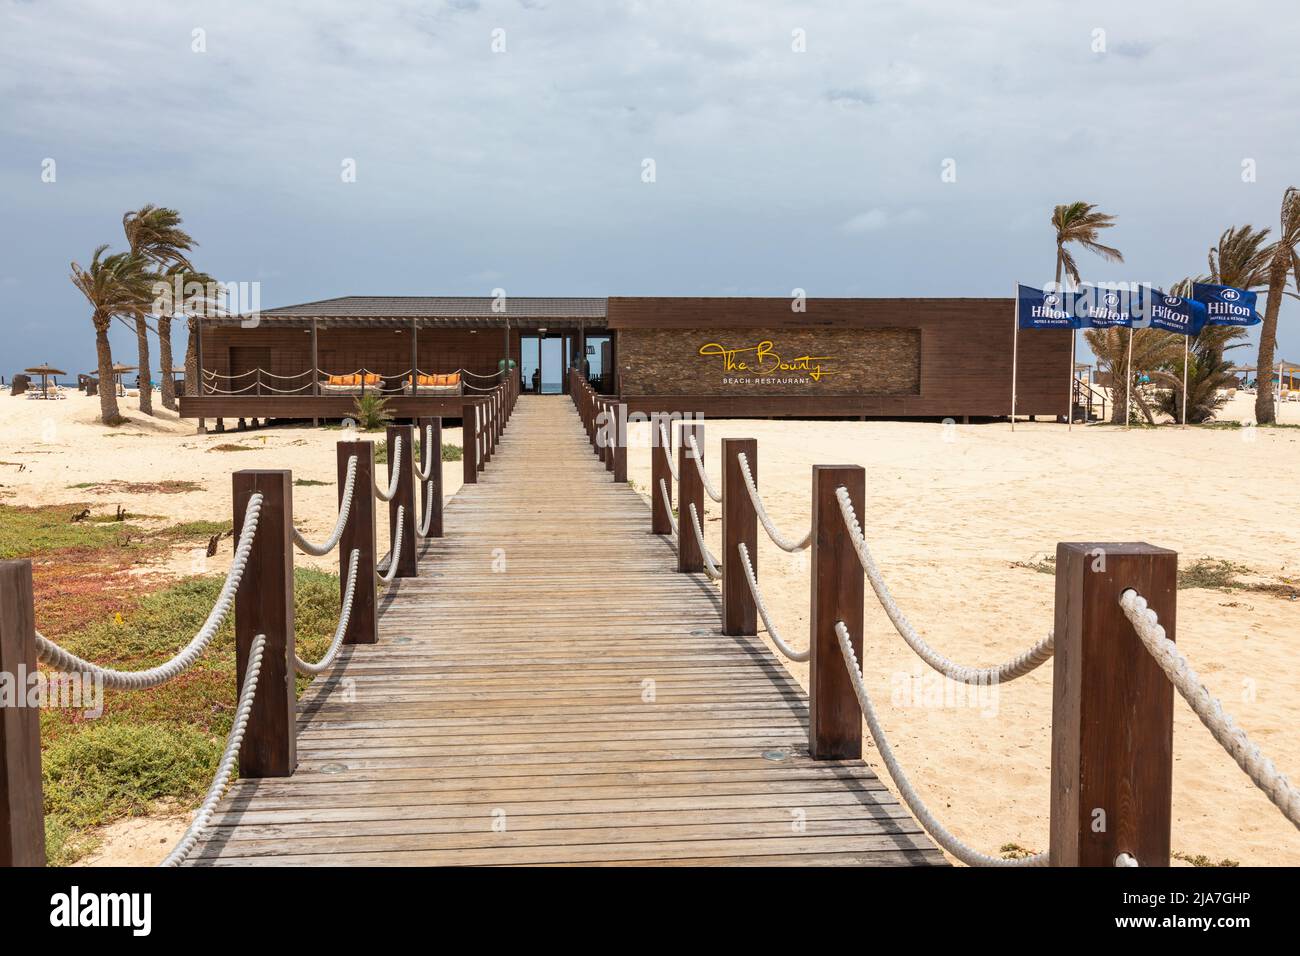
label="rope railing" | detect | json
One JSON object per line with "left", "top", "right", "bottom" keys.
{"left": 687, "top": 502, "right": 721, "bottom": 580}
{"left": 1119, "top": 589, "right": 1300, "bottom": 830}
{"left": 377, "top": 506, "right": 406, "bottom": 585}
{"left": 835, "top": 486, "right": 1055, "bottom": 685}
{"left": 834, "top": 621, "right": 1048, "bottom": 867}
{"left": 686, "top": 435, "right": 721, "bottom": 503}
{"left": 659, "top": 423, "right": 679, "bottom": 481}
{"left": 658, "top": 478, "right": 678, "bottom": 536}
{"left": 416, "top": 424, "right": 435, "bottom": 482}
{"left": 161, "top": 633, "right": 266, "bottom": 867}
{"left": 418, "top": 480, "right": 436, "bottom": 538}
{"left": 737, "top": 452, "right": 810, "bottom": 552}
{"left": 292, "top": 455, "right": 358, "bottom": 556}
{"left": 375, "top": 436, "right": 402, "bottom": 501}
{"left": 736, "top": 543, "right": 808, "bottom": 662}
{"left": 294, "top": 549, "right": 361, "bottom": 676}
{"left": 33, "top": 494, "right": 264, "bottom": 688}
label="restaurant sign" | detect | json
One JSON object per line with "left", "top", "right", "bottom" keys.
{"left": 698, "top": 339, "right": 831, "bottom": 386}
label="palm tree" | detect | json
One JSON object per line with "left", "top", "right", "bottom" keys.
{"left": 1207, "top": 225, "right": 1272, "bottom": 291}
{"left": 122, "top": 205, "right": 195, "bottom": 415}
{"left": 1256, "top": 187, "right": 1300, "bottom": 424}
{"left": 1152, "top": 336, "right": 1245, "bottom": 423}
{"left": 70, "top": 246, "right": 155, "bottom": 425}
{"left": 1084, "top": 325, "right": 1180, "bottom": 423}
{"left": 1051, "top": 202, "right": 1124, "bottom": 290}
{"left": 157, "top": 265, "right": 215, "bottom": 411}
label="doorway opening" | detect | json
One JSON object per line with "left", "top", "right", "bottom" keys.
{"left": 520, "top": 332, "right": 570, "bottom": 394}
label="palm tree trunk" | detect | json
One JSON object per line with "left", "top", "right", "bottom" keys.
{"left": 135, "top": 317, "right": 154, "bottom": 414}
{"left": 94, "top": 319, "right": 122, "bottom": 425}
{"left": 159, "top": 316, "right": 176, "bottom": 410}
{"left": 184, "top": 318, "right": 199, "bottom": 396}
{"left": 1254, "top": 256, "right": 1289, "bottom": 425}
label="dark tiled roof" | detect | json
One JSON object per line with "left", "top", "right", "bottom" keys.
{"left": 261, "top": 296, "right": 607, "bottom": 319}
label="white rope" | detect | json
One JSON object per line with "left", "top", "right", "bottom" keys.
{"left": 686, "top": 435, "right": 722, "bottom": 504}
{"left": 1119, "top": 589, "right": 1300, "bottom": 830}
{"left": 418, "top": 480, "right": 435, "bottom": 538}
{"left": 294, "top": 550, "right": 360, "bottom": 675}
{"left": 658, "top": 478, "right": 678, "bottom": 536}
{"left": 687, "top": 503, "right": 721, "bottom": 580}
{"left": 375, "top": 436, "right": 402, "bottom": 501}
{"left": 292, "top": 456, "right": 357, "bottom": 556}
{"left": 416, "top": 424, "right": 435, "bottom": 481}
{"left": 377, "top": 507, "right": 406, "bottom": 585}
{"left": 736, "top": 543, "right": 809, "bottom": 662}
{"left": 35, "top": 495, "right": 264, "bottom": 689}
{"left": 736, "top": 452, "right": 811, "bottom": 553}
{"left": 659, "top": 423, "right": 679, "bottom": 481}
{"left": 835, "top": 621, "right": 1048, "bottom": 867}
{"left": 835, "top": 487, "right": 1054, "bottom": 685}
{"left": 161, "top": 634, "right": 266, "bottom": 867}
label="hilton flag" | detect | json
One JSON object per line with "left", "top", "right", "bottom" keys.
{"left": 1192, "top": 282, "right": 1262, "bottom": 326}
{"left": 1074, "top": 285, "right": 1138, "bottom": 328}
{"left": 1145, "top": 289, "right": 1209, "bottom": 336}
{"left": 1016, "top": 284, "right": 1080, "bottom": 329}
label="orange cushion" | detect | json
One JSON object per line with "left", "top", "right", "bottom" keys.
{"left": 363, "top": 374, "right": 381, "bottom": 386}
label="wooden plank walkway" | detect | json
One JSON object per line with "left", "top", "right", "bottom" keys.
{"left": 190, "top": 397, "right": 944, "bottom": 865}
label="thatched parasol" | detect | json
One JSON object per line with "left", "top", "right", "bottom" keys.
{"left": 23, "top": 364, "right": 67, "bottom": 396}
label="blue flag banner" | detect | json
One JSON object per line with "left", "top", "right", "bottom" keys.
{"left": 1017, "top": 284, "right": 1080, "bottom": 329}
{"left": 1192, "top": 282, "right": 1261, "bottom": 326}
{"left": 1145, "top": 289, "right": 1208, "bottom": 336}
{"left": 1074, "top": 285, "right": 1139, "bottom": 328}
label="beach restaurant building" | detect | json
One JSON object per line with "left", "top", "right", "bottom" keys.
{"left": 180, "top": 295, "right": 1069, "bottom": 422}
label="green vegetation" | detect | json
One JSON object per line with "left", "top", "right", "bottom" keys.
{"left": 376, "top": 441, "right": 462, "bottom": 465}
{"left": 1011, "top": 555, "right": 1056, "bottom": 575}
{"left": 208, "top": 443, "right": 254, "bottom": 452}
{"left": 1173, "top": 851, "right": 1240, "bottom": 868}
{"left": 352, "top": 392, "right": 394, "bottom": 431}
{"left": 294, "top": 478, "right": 330, "bottom": 487}
{"left": 999, "top": 842, "right": 1039, "bottom": 860}
{"left": 1, "top": 501, "right": 343, "bottom": 863}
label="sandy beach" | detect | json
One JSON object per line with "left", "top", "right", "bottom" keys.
{"left": 3, "top": 390, "right": 1297, "bottom": 866}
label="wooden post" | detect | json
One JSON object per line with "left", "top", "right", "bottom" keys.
{"left": 651, "top": 413, "right": 673, "bottom": 535}
{"left": 677, "top": 422, "right": 705, "bottom": 573}
{"left": 311, "top": 319, "right": 320, "bottom": 397}
{"left": 417, "top": 417, "right": 443, "bottom": 538}
{"left": 809, "top": 465, "right": 865, "bottom": 760}
{"left": 386, "top": 425, "right": 418, "bottom": 577}
{"left": 462, "top": 403, "right": 477, "bottom": 485}
{"left": 410, "top": 318, "right": 419, "bottom": 396}
{"left": 613, "top": 403, "right": 627, "bottom": 481}
{"left": 722, "top": 438, "right": 758, "bottom": 636}
{"left": 337, "top": 441, "right": 378, "bottom": 645}
{"left": 1050, "top": 542, "right": 1176, "bottom": 866}
{"left": 482, "top": 397, "right": 493, "bottom": 465}
{"left": 0, "top": 560, "right": 45, "bottom": 866}
{"left": 232, "top": 470, "right": 296, "bottom": 777}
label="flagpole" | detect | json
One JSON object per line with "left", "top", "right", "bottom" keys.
{"left": 1181, "top": 336, "right": 1189, "bottom": 427}
{"left": 1011, "top": 285, "right": 1019, "bottom": 432}
{"left": 1125, "top": 326, "right": 1133, "bottom": 429}
{"left": 1067, "top": 329, "right": 1075, "bottom": 432}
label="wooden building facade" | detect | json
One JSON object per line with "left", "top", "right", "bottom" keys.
{"left": 180, "top": 295, "right": 1069, "bottom": 422}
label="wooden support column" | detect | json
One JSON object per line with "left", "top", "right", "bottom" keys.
{"left": 722, "top": 438, "right": 758, "bottom": 636}
{"left": 386, "top": 425, "right": 418, "bottom": 578}
{"left": 462, "top": 404, "right": 478, "bottom": 485}
{"left": 809, "top": 465, "right": 865, "bottom": 760}
{"left": 604, "top": 401, "right": 616, "bottom": 473}
{"left": 417, "top": 418, "right": 444, "bottom": 538}
{"left": 337, "top": 441, "right": 378, "bottom": 644}
{"left": 482, "top": 398, "right": 493, "bottom": 465}
{"left": 233, "top": 470, "right": 296, "bottom": 777}
{"left": 311, "top": 319, "right": 319, "bottom": 397}
{"left": 410, "top": 318, "right": 419, "bottom": 396}
{"left": 1050, "top": 542, "right": 1176, "bottom": 867}
{"left": 677, "top": 422, "right": 706, "bottom": 573}
{"left": 651, "top": 413, "right": 673, "bottom": 535}
{"left": 613, "top": 403, "right": 628, "bottom": 482}
{"left": 0, "top": 560, "right": 45, "bottom": 866}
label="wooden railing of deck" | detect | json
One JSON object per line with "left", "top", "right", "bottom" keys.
{"left": 0, "top": 386, "right": 519, "bottom": 866}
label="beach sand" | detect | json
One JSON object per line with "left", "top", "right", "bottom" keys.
{"left": 4, "top": 390, "right": 1297, "bottom": 865}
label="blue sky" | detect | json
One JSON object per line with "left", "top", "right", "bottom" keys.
{"left": 2, "top": 0, "right": 1297, "bottom": 376}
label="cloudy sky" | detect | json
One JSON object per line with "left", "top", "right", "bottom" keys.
{"left": 2, "top": 0, "right": 1297, "bottom": 376}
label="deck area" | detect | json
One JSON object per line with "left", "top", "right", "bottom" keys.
{"left": 189, "top": 397, "right": 943, "bottom": 865}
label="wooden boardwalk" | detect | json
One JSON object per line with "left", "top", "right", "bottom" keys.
{"left": 191, "top": 397, "right": 943, "bottom": 866}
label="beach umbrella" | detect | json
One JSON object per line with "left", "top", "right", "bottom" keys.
{"left": 24, "top": 363, "right": 67, "bottom": 396}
